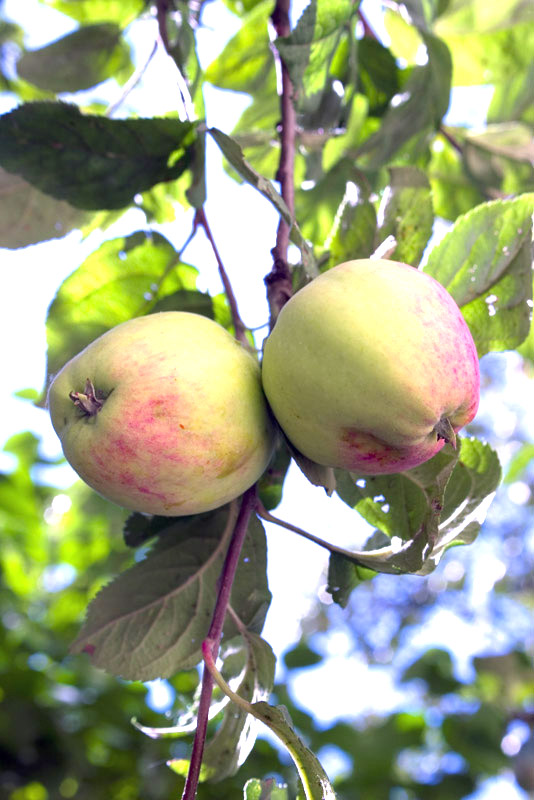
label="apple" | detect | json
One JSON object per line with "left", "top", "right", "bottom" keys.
{"left": 48, "top": 312, "right": 276, "bottom": 515}
{"left": 261, "top": 259, "right": 480, "bottom": 474}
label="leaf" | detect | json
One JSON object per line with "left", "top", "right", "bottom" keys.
{"left": 428, "top": 138, "right": 486, "bottom": 222}
{"left": 401, "top": 648, "right": 463, "bottom": 695}
{"left": 16, "top": 24, "right": 133, "bottom": 93}
{"left": 44, "top": 231, "right": 200, "bottom": 384}
{"left": 0, "top": 167, "right": 91, "bottom": 248}
{"left": 326, "top": 185, "right": 377, "bottom": 265}
{"left": 488, "top": 62, "right": 534, "bottom": 125}
{"left": 435, "top": 20, "right": 534, "bottom": 87}
{"left": 375, "top": 166, "right": 433, "bottom": 266}
{"left": 202, "top": 634, "right": 276, "bottom": 780}
{"left": 208, "top": 127, "right": 316, "bottom": 275}
{"left": 249, "top": 703, "right": 336, "bottom": 799}
{"left": 356, "top": 33, "right": 452, "bottom": 169}
{"left": 275, "top": 0, "right": 356, "bottom": 108}
{"left": 424, "top": 194, "right": 534, "bottom": 355}
{"left": 257, "top": 442, "right": 292, "bottom": 511}
{"left": 435, "top": 0, "right": 534, "bottom": 35}
{"left": 43, "top": 0, "right": 145, "bottom": 26}
{"left": 334, "top": 437, "right": 501, "bottom": 577}
{"left": 326, "top": 551, "right": 375, "bottom": 608}
{"left": 204, "top": 0, "right": 273, "bottom": 93}
{"left": 71, "top": 506, "right": 272, "bottom": 680}
{"left": 244, "top": 778, "right": 290, "bottom": 799}
{"left": 0, "top": 102, "right": 197, "bottom": 210}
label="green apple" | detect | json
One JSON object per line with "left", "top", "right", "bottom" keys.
{"left": 48, "top": 312, "right": 276, "bottom": 515}
{"left": 261, "top": 259, "right": 480, "bottom": 474}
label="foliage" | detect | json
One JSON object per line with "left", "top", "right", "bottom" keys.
{"left": 0, "top": 0, "right": 533, "bottom": 798}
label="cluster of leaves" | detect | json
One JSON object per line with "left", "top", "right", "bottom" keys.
{"left": 0, "top": 0, "right": 533, "bottom": 797}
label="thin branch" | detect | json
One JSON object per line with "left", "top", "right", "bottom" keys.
{"left": 181, "top": 487, "right": 257, "bottom": 800}
{"left": 358, "top": 9, "right": 379, "bottom": 40}
{"left": 439, "top": 124, "right": 464, "bottom": 156}
{"left": 106, "top": 40, "right": 159, "bottom": 118}
{"left": 265, "top": 0, "right": 297, "bottom": 327}
{"left": 194, "top": 208, "right": 250, "bottom": 348}
{"left": 156, "top": 0, "right": 172, "bottom": 52}
{"left": 256, "top": 500, "right": 368, "bottom": 567}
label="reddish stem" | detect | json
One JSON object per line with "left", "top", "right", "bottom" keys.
{"left": 358, "top": 9, "right": 378, "bottom": 40}
{"left": 194, "top": 207, "right": 250, "bottom": 348}
{"left": 181, "top": 487, "right": 257, "bottom": 800}
{"left": 266, "top": 0, "right": 297, "bottom": 327}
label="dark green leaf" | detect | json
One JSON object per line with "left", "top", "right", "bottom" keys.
{"left": 356, "top": 33, "right": 452, "bottom": 169}
{"left": 257, "top": 443, "right": 292, "bottom": 511}
{"left": 17, "top": 24, "right": 133, "bottom": 93}
{"left": 375, "top": 166, "right": 433, "bottom": 266}
{"left": 334, "top": 437, "right": 501, "bottom": 576}
{"left": 0, "top": 102, "right": 197, "bottom": 210}
{"left": 401, "top": 648, "right": 463, "bottom": 695}
{"left": 425, "top": 194, "right": 534, "bottom": 355}
{"left": 326, "top": 551, "right": 375, "bottom": 607}
{"left": 71, "top": 506, "right": 271, "bottom": 680}
{"left": 441, "top": 704, "right": 508, "bottom": 774}
{"left": 488, "top": 62, "right": 534, "bottom": 124}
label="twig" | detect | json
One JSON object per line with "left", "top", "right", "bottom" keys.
{"left": 358, "top": 9, "right": 379, "bottom": 40}
{"left": 194, "top": 208, "right": 250, "bottom": 348}
{"left": 256, "top": 500, "right": 368, "bottom": 567}
{"left": 439, "top": 124, "right": 464, "bottom": 156}
{"left": 156, "top": 0, "right": 172, "bottom": 52}
{"left": 106, "top": 40, "right": 159, "bottom": 117}
{"left": 181, "top": 487, "right": 257, "bottom": 800}
{"left": 265, "top": 0, "right": 297, "bottom": 327}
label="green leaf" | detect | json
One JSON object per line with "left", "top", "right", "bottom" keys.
{"left": 204, "top": 0, "right": 273, "bottom": 93}
{"left": 326, "top": 182, "right": 377, "bottom": 265}
{"left": 428, "top": 137, "right": 486, "bottom": 222}
{"left": 209, "top": 127, "right": 316, "bottom": 275}
{"left": 45, "top": 231, "right": 199, "bottom": 382}
{"left": 334, "top": 437, "right": 501, "bottom": 577}
{"left": 488, "top": 63, "right": 534, "bottom": 125}
{"left": 71, "top": 506, "right": 271, "bottom": 680}
{"left": 425, "top": 194, "right": 534, "bottom": 355}
{"left": 356, "top": 37, "right": 400, "bottom": 116}
{"left": 401, "top": 648, "right": 463, "bottom": 695}
{"left": 275, "top": 0, "right": 357, "bottom": 108}
{"left": 0, "top": 167, "right": 91, "bottom": 249}
{"left": 16, "top": 24, "right": 133, "bottom": 93}
{"left": 248, "top": 702, "right": 336, "bottom": 799}
{"left": 504, "top": 443, "right": 534, "bottom": 483}
{"left": 375, "top": 166, "right": 433, "bottom": 266}
{"left": 441, "top": 704, "right": 509, "bottom": 774}
{"left": 356, "top": 33, "right": 452, "bottom": 169}
{"left": 43, "top": 0, "right": 145, "bottom": 26}
{"left": 435, "top": 20, "right": 534, "bottom": 87}
{"left": 435, "top": 0, "right": 534, "bottom": 34}
{"left": 202, "top": 634, "right": 276, "bottom": 780}
{"left": 0, "top": 102, "right": 197, "bottom": 210}
{"left": 326, "top": 551, "right": 375, "bottom": 607}
{"left": 257, "top": 443, "right": 292, "bottom": 511}
{"left": 244, "top": 778, "right": 290, "bottom": 799}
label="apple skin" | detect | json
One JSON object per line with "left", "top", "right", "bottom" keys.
{"left": 48, "top": 312, "right": 276, "bottom": 515}
{"left": 261, "top": 259, "right": 480, "bottom": 475}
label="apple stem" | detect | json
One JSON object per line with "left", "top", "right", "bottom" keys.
{"left": 434, "top": 416, "right": 457, "bottom": 449}
{"left": 181, "top": 487, "right": 257, "bottom": 800}
{"left": 69, "top": 378, "right": 104, "bottom": 417}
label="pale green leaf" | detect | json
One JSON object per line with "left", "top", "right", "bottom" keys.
{"left": 17, "top": 24, "right": 133, "bottom": 93}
